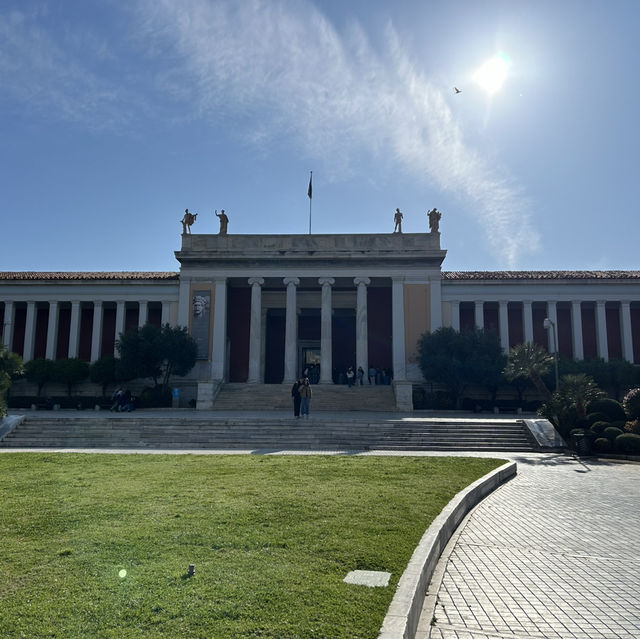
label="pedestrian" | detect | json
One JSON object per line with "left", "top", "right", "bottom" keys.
{"left": 368, "top": 366, "right": 376, "bottom": 385}
{"left": 291, "top": 378, "right": 302, "bottom": 418}
{"left": 119, "top": 388, "right": 133, "bottom": 412}
{"left": 299, "top": 377, "right": 312, "bottom": 418}
{"left": 346, "top": 367, "right": 355, "bottom": 387}
{"left": 110, "top": 387, "right": 122, "bottom": 412}
{"left": 357, "top": 366, "right": 364, "bottom": 385}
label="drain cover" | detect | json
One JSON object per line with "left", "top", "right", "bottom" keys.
{"left": 343, "top": 570, "right": 391, "bottom": 587}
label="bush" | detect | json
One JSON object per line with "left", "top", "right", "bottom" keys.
{"left": 413, "top": 390, "right": 455, "bottom": 410}
{"left": 589, "top": 421, "right": 610, "bottom": 436}
{"left": 585, "top": 398, "right": 626, "bottom": 422}
{"left": 138, "top": 386, "right": 171, "bottom": 408}
{"left": 586, "top": 412, "right": 609, "bottom": 425}
{"left": 603, "top": 426, "right": 624, "bottom": 442}
{"left": 615, "top": 433, "right": 640, "bottom": 453}
{"left": 593, "top": 437, "right": 611, "bottom": 452}
{"left": 610, "top": 420, "right": 627, "bottom": 430}
{"left": 622, "top": 388, "right": 640, "bottom": 420}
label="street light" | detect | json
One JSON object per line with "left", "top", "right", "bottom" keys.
{"left": 543, "top": 317, "right": 559, "bottom": 391}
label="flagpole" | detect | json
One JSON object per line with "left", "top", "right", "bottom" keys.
{"left": 307, "top": 170, "right": 313, "bottom": 234}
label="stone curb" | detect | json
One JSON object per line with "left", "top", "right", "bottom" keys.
{"left": 378, "top": 460, "right": 517, "bottom": 639}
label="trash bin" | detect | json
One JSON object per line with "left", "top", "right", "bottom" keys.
{"left": 172, "top": 387, "right": 180, "bottom": 409}
{"left": 572, "top": 432, "right": 590, "bottom": 456}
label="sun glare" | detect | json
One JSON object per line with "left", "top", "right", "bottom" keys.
{"left": 474, "top": 52, "right": 511, "bottom": 94}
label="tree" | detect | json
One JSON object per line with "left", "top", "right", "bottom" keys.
{"left": 24, "top": 358, "right": 55, "bottom": 396}
{"left": 89, "top": 356, "right": 119, "bottom": 396}
{"left": 504, "top": 342, "right": 554, "bottom": 400}
{"left": 52, "top": 358, "right": 90, "bottom": 396}
{"left": 0, "top": 345, "right": 23, "bottom": 417}
{"left": 417, "top": 327, "right": 505, "bottom": 409}
{"left": 117, "top": 324, "right": 197, "bottom": 392}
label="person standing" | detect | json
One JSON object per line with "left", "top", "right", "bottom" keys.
{"left": 357, "top": 366, "right": 365, "bottom": 385}
{"left": 299, "top": 377, "right": 312, "bottom": 418}
{"left": 368, "top": 366, "right": 376, "bottom": 385}
{"left": 346, "top": 367, "right": 355, "bottom": 387}
{"left": 291, "top": 378, "right": 302, "bottom": 418}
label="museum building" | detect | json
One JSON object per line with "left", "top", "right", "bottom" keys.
{"left": 2, "top": 228, "right": 640, "bottom": 409}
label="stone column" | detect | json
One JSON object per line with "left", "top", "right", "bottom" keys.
{"left": 138, "top": 301, "right": 148, "bottom": 328}
{"left": 161, "top": 301, "right": 170, "bottom": 326}
{"left": 2, "top": 301, "right": 14, "bottom": 350}
{"left": 354, "top": 277, "right": 371, "bottom": 375}
{"left": 450, "top": 301, "right": 460, "bottom": 331}
{"left": 546, "top": 301, "right": 558, "bottom": 353}
{"left": 247, "top": 277, "right": 265, "bottom": 383}
{"left": 68, "top": 301, "right": 81, "bottom": 358}
{"left": 596, "top": 300, "right": 609, "bottom": 362}
{"left": 318, "top": 277, "right": 335, "bottom": 384}
{"left": 114, "top": 301, "right": 126, "bottom": 356}
{"left": 178, "top": 278, "right": 191, "bottom": 329}
{"left": 392, "top": 277, "right": 406, "bottom": 381}
{"left": 23, "top": 301, "right": 37, "bottom": 363}
{"left": 211, "top": 278, "right": 228, "bottom": 380}
{"left": 282, "top": 277, "right": 300, "bottom": 383}
{"left": 474, "top": 301, "right": 484, "bottom": 330}
{"left": 45, "top": 301, "right": 59, "bottom": 360}
{"left": 429, "top": 278, "right": 443, "bottom": 331}
{"left": 90, "top": 301, "right": 103, "bottom": 362}
{"left": 571, "top": 300, "right": 584, "bottom": 360}
{"left": 499, "top": 301, "right": 509, "bottom": 352}
{"left": 523, "top": 301, "right": 533, "bottom": 344}
{"left": 621, "top": 301, "right": 634, "bottom": 363}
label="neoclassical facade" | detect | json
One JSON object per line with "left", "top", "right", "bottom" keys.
{"left": 2, "top": 230, "right": 639, "bottom": 408}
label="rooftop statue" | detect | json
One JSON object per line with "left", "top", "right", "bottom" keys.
{"left": 181, "top": 209, "right": 197, "bottom": 235}
{"left": 428, "top": 207, "right": 441, "bottom": 233}
{"left": 393, "top": 208, "right": 403, "bottom": 233}
{"left": 215, "top": 209, "right": 229, "bottom": 235}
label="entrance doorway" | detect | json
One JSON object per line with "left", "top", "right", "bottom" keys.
{"left": 300, "top": 343, "right": 321, "bottom": 383}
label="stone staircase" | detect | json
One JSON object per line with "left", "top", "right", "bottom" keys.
{"left": 212, "top": 383, "right": 397, "bottom": 411}
{"left": 0, "top": 415, "right": 540, "bottom": 452}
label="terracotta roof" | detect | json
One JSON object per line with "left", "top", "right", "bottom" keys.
{"left": 0, "top": 272, "right": 179, "bottom": 281}
{"left": 442, "top": 270, "right": 640, "bottom": 281}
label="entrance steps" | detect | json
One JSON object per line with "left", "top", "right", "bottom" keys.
{"left": 211, "top": 383, "right": 397, "bottom": 412}
{"left": 1, "top": 414, "right": 539, "bottom": 452}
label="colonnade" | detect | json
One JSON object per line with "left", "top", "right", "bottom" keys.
{"left": 449, "top": 299, "right": 638, "bottom": 363}
{"left": 0, "top": 299, "right": 172, "bottom": 363}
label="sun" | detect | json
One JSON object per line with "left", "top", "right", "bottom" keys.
{"left": 474, "top": 52, "right": 511, "bottom": 94}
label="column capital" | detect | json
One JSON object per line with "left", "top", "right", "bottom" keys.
{"left": 596, "top": 300, "right": 607, "bottom": 306}
{"left": 353, "top": 276, "right": 371, "bottom": 287}
{"left": 391, "top": 275, "right": 405, "bottom": 283}
{"left": 571, "top": 299, "right": 582, "bottom": 306}
{"left": 621, "top": 300, "right": 631, "bottom": 308}
{"left": 283, "top": 277, "right": 300, "bottom": 287}
{"left": 248, "top": 277, "right": 265, "bottom": 287}
{"left": 318, "top": 277, "right": 335, "bottom": 287}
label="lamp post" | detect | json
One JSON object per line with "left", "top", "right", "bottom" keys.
{"left": 543, "top": 317, "right": 559, "bottom": 391}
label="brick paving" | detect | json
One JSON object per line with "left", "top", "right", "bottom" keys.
{"left": 419, "top": 454, "right": 640, "bottom": 639}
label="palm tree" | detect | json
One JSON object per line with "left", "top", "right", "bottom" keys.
{"left": 504, "top": 342, "right": 554, "bottom": 400}
{"left": 556, "top": 374, "right": 604, "bottom": 420}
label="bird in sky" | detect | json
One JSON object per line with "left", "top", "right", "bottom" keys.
{"left": 454, "top": 87, "right": 462, "bottom": 94}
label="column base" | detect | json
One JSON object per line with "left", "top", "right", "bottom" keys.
{"left": 393, "top": 381, "right": 413, "bottom": 411}
{"left": 196, "top": 380, "right": 222, "bottom": 410}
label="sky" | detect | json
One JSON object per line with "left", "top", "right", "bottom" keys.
{"left": 2, "top": 0, "right": 639, "bottom": 273}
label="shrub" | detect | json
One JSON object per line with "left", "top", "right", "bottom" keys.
{"left": 603, "top": 426, "right": 624, "bottom": 442}
{"left": 593, "top": 437, "right": 611, "bottom": 452}
{"left": 589, "top": 421, "right": 610, "bottom": 436}
{"left": 138, "top": 386, "right": 171, "bottom": 408}
{"left": 610, "top": 420, "right": 627, "bottom": 430}
{"left": 624, "top": 419, "right": 640, "bottom": 434}
{"left": 585, "top": 398, "right": 626, "bottom": 422}
{"left": 586, "top": 412, "right": 609, "bottom": 425}
{"left": 622, "top": 388, "right": 640, "bottom": 420}
{"left": 615, "top": 433, "right": 640, "bottom": 453}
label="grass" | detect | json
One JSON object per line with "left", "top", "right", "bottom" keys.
{"left": 0, "top": 453, "right": 504, "bottom": 638}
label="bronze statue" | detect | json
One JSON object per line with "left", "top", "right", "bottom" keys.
{"left": 428, "top": 208, "right": 441, "bottom": 233}
{"left": 181, "top": 209, "right": 197, "bottom": 234}
{"left": 393, "top": 208, "right": 403, "bottom": 233}
{"left": 215, "top": 209, "right": 229, "bottom": 235}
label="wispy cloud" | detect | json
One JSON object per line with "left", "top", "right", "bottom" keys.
{"left": 136, "top": 0, "right": 538, "bottom": 265}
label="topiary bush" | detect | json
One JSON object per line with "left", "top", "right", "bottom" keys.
{"left": 589, "top": 421, "right": 610, "bottom": 436}
{"left": 585, "top": 398, "right": 626, "bottom": 422}
{"left": 586, "top": 412, "right": 609, "bottom": 425}
{"left": 609, "top": 420, "right": 627, "bottom": 430}
{"left": 615, "top": 433, "right": 640, "bottom": 454}
{"left": 622, "top": 388, "right": 640, "bottom": 420}
{"left": 593, "top": 437, "right": 611, "bottom": 452}
{"left": 603, "top": 426, "right": 624, "bottom": 442}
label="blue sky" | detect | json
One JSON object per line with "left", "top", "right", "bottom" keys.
{"left": 2, "top": 0, "right": 638, "bottom": 272}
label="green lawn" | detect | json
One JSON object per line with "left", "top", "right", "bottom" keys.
{"left": 0, "top": 453, "right": 504, "bottom": 638}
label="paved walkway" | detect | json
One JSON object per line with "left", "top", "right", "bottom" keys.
{"left": 417, "top": 453, "right": 640, "bottom": 639}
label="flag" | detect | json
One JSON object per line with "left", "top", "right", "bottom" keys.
{"left": 307, "top": 172, "right": 313, "bottom": 199}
